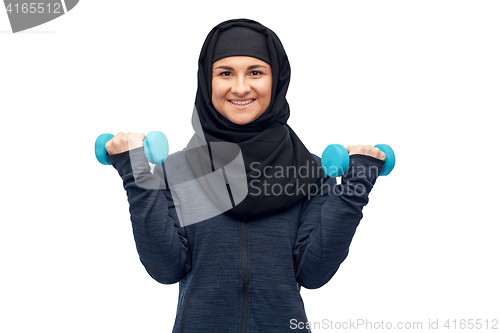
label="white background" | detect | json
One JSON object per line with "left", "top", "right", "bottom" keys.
{"left": 1, "top": 1, "right": 499, "bottom": 332}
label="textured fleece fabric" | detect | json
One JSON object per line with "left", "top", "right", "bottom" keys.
{"left": 108, "top": 148, "right": 384, "bottom": 333}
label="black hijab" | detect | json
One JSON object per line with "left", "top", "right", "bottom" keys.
{"left": 185, "top": 18, "right": 321, "bottom": 222}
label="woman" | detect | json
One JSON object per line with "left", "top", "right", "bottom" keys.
{"left": 105, "top": 19, "right": 386, "bottom": 333}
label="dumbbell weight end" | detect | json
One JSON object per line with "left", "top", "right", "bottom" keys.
{"left": 374, "top": 144, "right": 395, "bottom": 176}
{"left": 321, "top": 144, "right": 350, "bottom": 178}
{"left": 144, "top": 131, "right": 169, "bottom": 165}
{"left": 95, "top": 133, "right": 114, "bottom": 165}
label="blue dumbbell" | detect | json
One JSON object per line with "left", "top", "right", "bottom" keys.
{"left": 95, "top": 131, "right": 169, "bottom": 165}
{"left": 321, "top": 144, "right": 395, "bottom": 177}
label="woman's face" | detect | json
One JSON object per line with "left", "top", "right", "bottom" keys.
{"left": 212, "top": 56, "right": 272, "bottom": 125}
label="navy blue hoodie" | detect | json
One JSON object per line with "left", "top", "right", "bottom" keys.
{"left": 108, "top": 148, "right": 383, "bottom": 332}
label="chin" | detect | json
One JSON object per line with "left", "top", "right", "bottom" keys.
{"left": 229, "top": 117, "right": 254, "bottom": 125}
{"left": 222, "top": 111, "right": 257, "bottom": 125}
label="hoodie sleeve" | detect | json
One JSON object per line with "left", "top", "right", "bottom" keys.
{"left": 108, "top": 147, "right": 191, "bottom": 284}
{"left": 293, "top": 154, "right": 384, "bottom": 289}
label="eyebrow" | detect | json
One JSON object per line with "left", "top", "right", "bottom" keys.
{"left": 214, "top": 64, "right": 268, "bottom": 71}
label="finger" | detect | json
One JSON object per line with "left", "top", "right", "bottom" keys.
{"left": 368, "top": 146, "right": 386, "bottom": 160}
{"left": 379, "top": 150, "right": 386, "bottom": 160}
{"left": 127, "top": 133, "right": 145, "bottom": 150}
{"left": 104, "top": 139, "right": 112, "bottom": 152}
{"left": 119, "top": 133, "right": 130, "bottom": 145}
{"left": 346, "top": 145, "right": 364, "bottom": 155}
{"left": 114, "top": 132, "right": 124, "bottom": 139}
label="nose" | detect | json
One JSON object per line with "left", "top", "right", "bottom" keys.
{"left": 231, "top": 76, "right": 251, "bottom": 96}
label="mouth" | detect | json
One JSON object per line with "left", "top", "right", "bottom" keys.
{"left": 228, "top": 99, "right": 255, "bottom": 108}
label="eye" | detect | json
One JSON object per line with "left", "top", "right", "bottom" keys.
{"left": 219, "top": 71, "right": 232, "bottom": 77}
{"left": 249, "top": 70, "right": 263, "bottom": 76}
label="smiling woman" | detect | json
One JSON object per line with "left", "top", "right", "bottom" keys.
{"left": 104, "top": 18, "right": 387, "bottom": 333}
{"left": 212, "top": 56, "right": 272, "bottom": 125}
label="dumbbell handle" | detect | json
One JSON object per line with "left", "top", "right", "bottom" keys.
{"left": 94, "top": 131, "right": 169, "bottom": 165}
{"left": 321, "top": 144, "right": 395, "bottom": 177}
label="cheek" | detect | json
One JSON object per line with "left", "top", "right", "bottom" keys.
{"left": 261, "top": 79, "right": 273, "bottom": 105}
{"left": 212, "top": 79, "right": 227, "bottom": 103}
{"left": 211, "top": 80, "right": 221, "bottom": 106}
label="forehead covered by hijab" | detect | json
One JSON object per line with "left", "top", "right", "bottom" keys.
{"left": 212, "top": 26, "right": 271, "bottom": 65}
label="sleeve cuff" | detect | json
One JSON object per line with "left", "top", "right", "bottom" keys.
{"left": 107, "top": 147, "right": 148, "bottom": 178}
{"left": 349, "top": 154, "right": 386, "bottom": 166}
{"left": 345, "top": 154, "right": 386, "bottom": 184}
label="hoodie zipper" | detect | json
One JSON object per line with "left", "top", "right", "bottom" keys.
{"left": 241, "top": 221, "right": 249, "bottom": 333}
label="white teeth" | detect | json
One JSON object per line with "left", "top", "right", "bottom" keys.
{"left": 230, "top": 99, "right": 254, "bottom": 105}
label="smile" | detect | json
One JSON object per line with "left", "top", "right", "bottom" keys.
{"left": 230, "top": 99, "right": 255, "bottom": 105}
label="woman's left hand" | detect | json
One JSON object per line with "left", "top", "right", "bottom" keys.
{"left": 346, "top": 145, "right": 386, "bottom": 161}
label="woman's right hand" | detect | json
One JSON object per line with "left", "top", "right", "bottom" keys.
{"left": 105, "top": 132, "right": 145, "bottom": 155}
